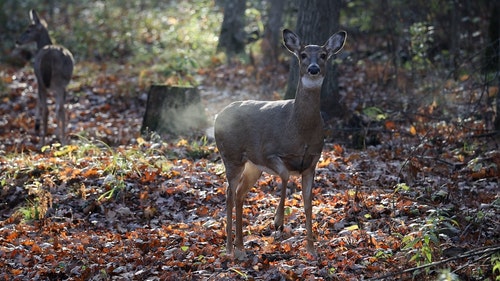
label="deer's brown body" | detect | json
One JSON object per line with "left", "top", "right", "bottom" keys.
{"left": 17, "top": 10, "right": 74, "bottom": 146}
{"left": 215, "top": 29, "right": 346, "bottom": 258}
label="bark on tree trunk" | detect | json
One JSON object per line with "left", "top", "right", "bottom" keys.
{"left": 141, "top": 85, "right": 207, "bottom": 136}
{"left": 284, "top": 0, "right": 345, "bottom": 120}
{"left": 482, "top": 1, "right": 500, "bottom": 132}
{"left": 449, "top": 1, "right": 460, "bottom": 79}
{"left": 217, "top": 0, "right": 247, "bottom": 59}
{"left": 261, "top": 0, "right": 285, "bottom": 65}
{"left": 493, "top": 2, "right": 500, "bottom": 132}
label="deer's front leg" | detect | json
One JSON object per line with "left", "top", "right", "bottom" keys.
{"left": 226, "top": 181, "right": 234, "bottom": 255}
{"left": 225, "top": 165, "right": 244, "bottom": 256}
{"left": 234, "top": 163, "right": 261, "bottom": 259}
{"left": 301, "top": 168, "right": 317, "bottom": 256}
{"left": 265, "top": 158, "right": 290, "bottom": 231}
{"left": 274, "top": 176, "right": 289, "bottom": 231}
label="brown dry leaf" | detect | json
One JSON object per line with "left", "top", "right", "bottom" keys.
{"left": 6, "top": 231, "right": 18, "bottom": 241}
{"left": 60, "top": 166, "right": 81, "bottom": 181}
{"left": 82, "top": 167, "right": 100, "bottom": 178}
{"left": 333, "top": 143, "right": 344, "bottom": 155}
{"left": 31, "top": 243, "right": 42, "bottom": 254}
{"left": 10, "top": 269, "right": 23, "bottom": 275}
{"left": 196, "top": 205, "right": 209, "bottom": 216}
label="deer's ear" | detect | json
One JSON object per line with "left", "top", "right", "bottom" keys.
{"left": 325, "top": 31, "right": 346, "bottom": 56}
{"left": 29, "top": 10, "right": 40, "bottom": 24}
{"left": 283, "top": 29, "right": 301, "bottom": 53}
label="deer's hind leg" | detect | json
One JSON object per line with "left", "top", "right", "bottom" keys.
{"left": 54, "top": 87, "right": 67, "bottom": 145}
{"left": 227, "top": 162, "right": 261, "bottom": 259}
{"left": 35, "top": 85, "right": 49, "bottom": 146}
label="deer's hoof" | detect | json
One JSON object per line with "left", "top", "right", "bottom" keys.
{"left": 233, "top": 247, "right": 247, "bottom": 261}
{"left": 274, "top": 216, "right": 284, "bottom": 232}
{"left": 306, "top": 239, "right": 318, "bottom": 259}
{"left": 274, "top": 222, "right": 284, "bottom": 232}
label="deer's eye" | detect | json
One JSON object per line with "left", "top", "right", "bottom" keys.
{"left": 320, "top": 53, "right": 327, "bottom": 60}
{"left": 300, "top": 53, "right": 307, "bottom": 59}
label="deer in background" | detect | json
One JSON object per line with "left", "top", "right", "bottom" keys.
{"left": 215, "top": 29, "right": 346, "bottom": 259}
{"left": 16, "top": 10, "right": 74, "bottom": 146}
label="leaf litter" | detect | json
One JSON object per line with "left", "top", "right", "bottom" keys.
{"left": 0, "top": 59, "right": 499, "bottom": 280}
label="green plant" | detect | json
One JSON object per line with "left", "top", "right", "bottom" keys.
{"left": 491, "top": 252, "right": 500, "bottom": 280}
{"left": 363, "top": 106, "right": 387, "bottom": 121}
{"left": 19, "top": 199, "right": 39, "bottom": 220}
{"left": 174, "top": 136, "right": 214, "bottom": 160}
{"left": 402, "top": 209, "right": 459, "bottom": 270}
{"left": 436, "top": 269, "right": 460, "bottom": 281}
{"left": 406, "top": 21, "right": 434, "bottom": 72}
{"left": 229, "top": 267, "right": 249, "bottom": 280}
{"left": 394, "top": 182, "right": 411, "bottom": 193}
{"left": 373, "top": 249, "right": 393, "bottom": 260}
{"left": 98, "top": 174, "right": 126, "bottom": 201}
{"left": 22, "top": 180, "right": 53, "bottom": 220}
{"left": 402, "top": 231, "right": 437, "bottom": 267}
{"left": 188, "top": 136, "right": 213, "bottom": 159}
{"left": 96, "top": 141, "right": 136, "bottom": 201}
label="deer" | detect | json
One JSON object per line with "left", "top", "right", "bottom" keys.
{"left": 214, "top": 28, "right": 346, "bottom": 259}
{"left": 16, "top": 10, "right": 74, "bottom": 146}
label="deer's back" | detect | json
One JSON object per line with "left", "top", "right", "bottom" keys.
{"left": 215, "top": 100, "right": 295, "bottom": 143}
{"left": 34, "top": 45, "right": 74, "bottom": 89}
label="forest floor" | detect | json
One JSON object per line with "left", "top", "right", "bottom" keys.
{"left": 0, "top": 58, "right": 499, "bottom": 280}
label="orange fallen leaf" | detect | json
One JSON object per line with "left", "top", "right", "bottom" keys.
{"left": 6, "top": 231, "right": 18, "bottom": 241}
{"left": 31, "top": 243, "right": 42, "bottom": 254}
{"left": 333, "top": 143, "right": 344, "bottom": 155}
{"left": 409, "top": 125, "right": 417, "bottom": 135}
{"left": 317, "top": 158, "right": 331, "bottom": 168}
{"left": 11, "top": 269, "right": 23, "bottom": 275}
{"left": 385, "top": 120, "right": 396, "bottom": 130}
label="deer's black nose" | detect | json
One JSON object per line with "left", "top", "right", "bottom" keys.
{"left": 308, "top": 64, "right": 320, "bottom": 75}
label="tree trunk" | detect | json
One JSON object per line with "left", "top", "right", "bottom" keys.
{"left": 261, "top": 0, "right": 285, "bottom": 65}
{"left": 449, "top": 1, "right": 460, "bottom": 79}
{"left": 141, "top": 85, "right": 207, "bottom": 136}
{"left": 217, "top": 0, "right": 247, "bottom": 59}
{"left": 284, "top": 0, "right": 345, "bottom": 121}
{"left": 492, "top": 2, "right": 500, "bottom": 132}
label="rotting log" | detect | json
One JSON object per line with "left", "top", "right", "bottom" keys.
{"left": 141, "top": 85, "right": 207, "bottom": 136}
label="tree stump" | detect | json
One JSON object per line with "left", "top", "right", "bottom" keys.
{"left": 141, "top": 85, "right": 207, "bottom": 136}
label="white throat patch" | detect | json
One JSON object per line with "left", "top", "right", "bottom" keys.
{"left": 301, "top": 76, "right": 324, "bottom": 89}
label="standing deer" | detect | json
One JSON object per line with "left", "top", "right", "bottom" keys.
{"left": 16, "top": 10, "right": 74, "bottom": 146}
{"left": 214, "top": 29, "right": 346, "bottom": 258}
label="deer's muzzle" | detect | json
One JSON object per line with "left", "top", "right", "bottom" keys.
{"left": 308, "top": 64, "right": 320, "bottom": 75}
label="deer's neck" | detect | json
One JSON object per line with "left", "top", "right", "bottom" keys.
{"left": 292, "top": 76, "right": 323, "bottom": 131}
{"left": 37, "top": 30, "right": 53, "bottom": 50}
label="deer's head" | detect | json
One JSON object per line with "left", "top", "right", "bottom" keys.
{"left": 283, "top": 29, "right": 346, "bottom": 88}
